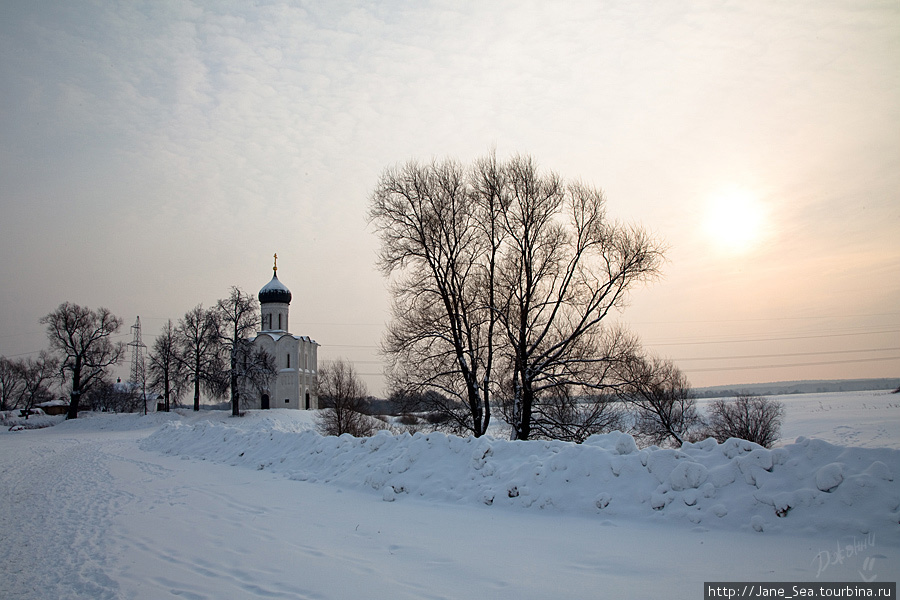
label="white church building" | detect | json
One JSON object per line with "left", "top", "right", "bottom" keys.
{"left": 246, "top": 257, "right": 319, "bottom": 410}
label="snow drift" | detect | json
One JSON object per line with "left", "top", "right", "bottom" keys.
{"left": 142, "top": 414, "right": 900, "bottom": 540}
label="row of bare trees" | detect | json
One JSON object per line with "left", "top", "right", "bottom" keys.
{"left": 141, "top": 287, "right": 277, "bottom": 417}
{"left": 1, "top": 288, "right": 277, "bottom": 420}
{"left": 369, "top": 152, "right": 669, "bottom": 441}
{"left": 393, "top": 382, "right": 783, "bottom": 448}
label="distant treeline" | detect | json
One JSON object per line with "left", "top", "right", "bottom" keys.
{"left": 694, "top": 378, "right": 900, "bottom": 398}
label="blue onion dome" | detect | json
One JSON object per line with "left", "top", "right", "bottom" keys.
{"left": 259, "top": 254, "right": 292, "bottom": 304}
{"left": 258, "top": 272, "right": 292, "bottom": 305}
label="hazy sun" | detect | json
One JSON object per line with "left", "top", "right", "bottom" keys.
{"left": 703, "top": 187, "right": 766, "bottom": 255}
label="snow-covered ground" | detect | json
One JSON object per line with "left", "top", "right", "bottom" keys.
{"left": 1, "top": 390, "right": 898, "bottom": 599}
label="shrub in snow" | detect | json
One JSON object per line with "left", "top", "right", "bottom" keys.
{"left": 862, "top": 461, "right": 893, "bottom": 481}
{"left": 615, "top": 433, "right": 638, "bottom": 455}
{"left": 815, "top": 463, "right": 844, "bottom": 492}
{"left": 650, "top": 492, "right": 669, "bottom": 510}
{"left": 751, "top": 515, "right": 765, "bottom": 532}
{"left": 595, "top": 492, "right": 611, "bottom": 509}
{"left": 521, "top": 386, "right": 627, "bottom": 443}
{"left": 397, "top": 413, "right": 419, "bottom": 426}
{"left": 1, "top": 410, "right": 62, "bottom": 430}
{"left": 703, "top": 393, "right": 785, "bottom": 448}
{"left": 614, "top": 354, "right": 704, "bottom": 447}
{"left": 316, "top": 359, "right": 386, "bottom": 438}
{"left": 669, "top": 461, "right": 709, "bottom": 491}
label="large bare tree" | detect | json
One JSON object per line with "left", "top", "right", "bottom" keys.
{"left": 370, "top": 158, "right": 499, "bottom": 436}
{"left": 148, "top": 320, "right": 187, "bottom": 412}
{"left": 370, "top": 152, "right": 665, "bottom": 440}
{"left": 495, "top": 155, "right": 665, "bottom": 440}
{"left": 176, "top": 305, "right": 225, "bottom": 411}
{"left": 216, "top": 287, "right": 275, "bottom": 416}
{"left": 40, "top": 302, "right": 125, "bottom": 419}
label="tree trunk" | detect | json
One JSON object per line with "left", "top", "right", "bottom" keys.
{"left": 481, "top": 376, "right": 491, "bottom": 436}
{"left": 193, "top": 351, "right": 201, "bottom": 411}
{"left": 163, "top": 372, "right": 170, "bottom": 412}
{"left": 230, "top": 361, "right": 239, "bottom": 417}
{"left": 518, "top": 381, "right": 534, "bottom": 441}
{"left": 67, "top": 366, "right": 82, "bottom": 420}
{"left": 67, "top": 390, "right": 79, "bottom": 420}
{"left": 465, "top": 375, "right": 484, "bottom": 437}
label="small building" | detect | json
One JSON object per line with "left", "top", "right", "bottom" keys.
{"left": 245, "top": 256, "right": 319, "bottom": 410}
{"left": 36, "top": 399, "right": 69, "bottom": 416}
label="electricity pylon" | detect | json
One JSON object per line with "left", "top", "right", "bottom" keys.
{"left": 129, "top": 316, "right": 147, "bottom": 414}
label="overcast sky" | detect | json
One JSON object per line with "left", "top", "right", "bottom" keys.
{"left": 1, "top": 0, "right": 898, "bottom": 396}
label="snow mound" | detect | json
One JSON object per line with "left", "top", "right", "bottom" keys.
{"left": 142, "top": 416, "right": 900, "bottom": 539}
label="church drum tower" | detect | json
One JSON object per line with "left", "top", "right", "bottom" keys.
{"left": 249, "top": 255, "right": 319, "bottom": 410}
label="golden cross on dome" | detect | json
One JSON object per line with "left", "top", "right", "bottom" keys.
{"left": 273, "top": 253, "right": 278, "bottom": 273}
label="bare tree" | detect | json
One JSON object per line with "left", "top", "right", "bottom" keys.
{"left": 176, "top": 305, "right": 225, "bottom": 411}
{"left": 148, "top": 320, "right": 187, "bottom": 412}
{"left": 526, "top": 387, "right": 626, "bottom": 444}
{"left": 316, "top": 359, "right": 380, "bottom": 437}
{"left": 0, "top": 352, "right": 58, "bottom": 415}
{"left": 17, "top": 352, "right": 59, "bottom": 417}
{"left": 370, "top": 157, "right": 498, "bottom": 437}
{"left": 615, "top": 354, "right": 702, "bottom": 447}
{"left": 0, "top": 356, "right": 25, "bottom": 412}
{"left": 495, "top": 156, "right": 665, "bottom": 440}
{"left": 40, "top": 303, "right": 126, "bottom": 419}
{"left": 83, "top": 378, "right": 141, "bottom": 413}
{"left": 387, "top": 388, "right": 461, "bottom": 432}
{"left": 232, "top": 339, "right": 276, "bottom": 413}
{"left": 216, "top": 287, "right": 275, "bottom": 416}
{"left": 704, "top": 393, "right": 785, "bottom": 448}
{"left": 370, "top": 152, "right": 664, "bottom": 441}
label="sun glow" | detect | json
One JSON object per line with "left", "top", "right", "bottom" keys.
{"left": 703, "top": 187, "right": 767, "bottom": 255}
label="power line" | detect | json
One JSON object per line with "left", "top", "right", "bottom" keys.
{"left": 319, "top": 359, "right": 383, "bottom": 365}
{"left": 684, "top": 355, "right": 900, "bottom": 373}
{"left": 649, "top": 328, "right": 900, "bottom": 347}
{"left": 293, "top": 321, "right": 385, "bottom": 328}
{"left": 627, "top": 311, "right": 900, "bottom": 326}
{"left": 320, "top": 344, "right": 381, "bottom": 350}
{"left": 675, "top": 347, "right": 900, "bottom": 362}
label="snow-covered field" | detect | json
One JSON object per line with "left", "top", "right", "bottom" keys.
{"left": 1, "top": 391, "right": 898, "bottom": 599}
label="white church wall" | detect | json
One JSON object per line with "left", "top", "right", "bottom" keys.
{"left": 250, "top": 264, "right": 319, "bottom": 411}
{"left": 260, "top": 302, "right": 289, "bottom": 332}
